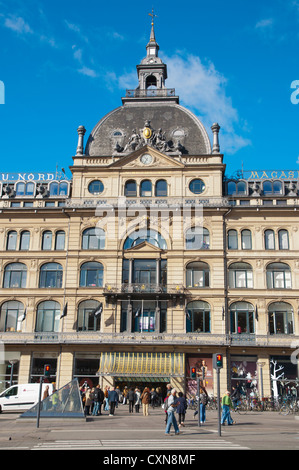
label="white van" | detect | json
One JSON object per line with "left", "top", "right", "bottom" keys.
{"left": 0, "top": 383, "right": 54, "bottom": 413}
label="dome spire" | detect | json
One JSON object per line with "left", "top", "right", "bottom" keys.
{"left": 148, "top": 8, "right": 157, "bottom": 42}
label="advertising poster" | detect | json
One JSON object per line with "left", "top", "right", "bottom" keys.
{"left": 186, "top": 356, "right": 213, "bottom": 397}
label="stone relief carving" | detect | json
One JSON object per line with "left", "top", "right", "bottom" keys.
{"left": 113, "top": 121, "right": 186, "bottom": 155}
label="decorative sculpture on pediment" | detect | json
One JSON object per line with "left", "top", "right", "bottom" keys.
{"left": 116, "top": 121, "right": 186, "bottom": 155}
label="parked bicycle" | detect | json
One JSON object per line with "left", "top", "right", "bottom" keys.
{"left": 279, "top": 398, "right": 299, "bottom": 416}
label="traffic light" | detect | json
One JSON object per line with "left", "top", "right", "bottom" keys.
{"left": 213, "top": 353, "right": 223, "bottom": 369}
{"left": 190, "top": 367, "right": 196, "bottom": 379}
{"left": 44, "top": 364, "right": 51, "bottom": 377}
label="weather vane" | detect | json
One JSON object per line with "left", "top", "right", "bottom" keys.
{"left": 148, "top": 8, "right": 158, "bottom": 26}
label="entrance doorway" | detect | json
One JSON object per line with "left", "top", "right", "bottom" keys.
{"left": 115, "top": 378, "right": 169, "bottom": 404}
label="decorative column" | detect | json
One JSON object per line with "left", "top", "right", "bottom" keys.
{"left": 76, "top": 125, "right": 86, "bottom": 156}
{"left": 129, "top": 258, "right": 133, "bottom": 286}
{"left": 156, "top": 258, "right": 160, "bottom": 288}
{"left": 127, "top": 299, "right": 132, "bottom": 333}
{"left": 211, "top": 123, "right": 220, "bottom": 154}
{"left": 155, "top": 297, "right": 160, "bottom": 333}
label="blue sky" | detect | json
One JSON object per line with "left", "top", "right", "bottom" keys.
{"left": 0, "top": 0, "right": 299, "bottom": 178}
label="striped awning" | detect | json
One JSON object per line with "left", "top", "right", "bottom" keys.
{"left": 97, "top": 352, "right": 184, "bottom": 378}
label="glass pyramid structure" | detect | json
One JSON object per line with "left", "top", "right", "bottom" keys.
{"left": 21, "top": 378, "right": 84, "bottom": 418}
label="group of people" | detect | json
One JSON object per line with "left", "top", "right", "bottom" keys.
{"left": 79, "top": 381, "right": 236, "bottom": 430}
{"left": 79, "top": 383, "right": 160, "bottom": 417}
{"left": 163, "top": 385, "right": 237, "bottom": 435}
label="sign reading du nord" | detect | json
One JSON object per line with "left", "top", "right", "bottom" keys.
{"left": 0, "top": 173, "right": 58, "bottom": 182}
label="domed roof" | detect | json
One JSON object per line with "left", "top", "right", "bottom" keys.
{"left": 85, "top": 102, "right": 212, "bottom": 157}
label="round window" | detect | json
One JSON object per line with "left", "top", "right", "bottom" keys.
{"left": 88, "top": 180, "right": 104, "bottom": 195}
{"left": 189, "top": 179, "right": 205, "bottom": 194}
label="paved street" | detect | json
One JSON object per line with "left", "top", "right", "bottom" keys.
{"left": 0, "top": 405, "right": 298, "bottom": 453}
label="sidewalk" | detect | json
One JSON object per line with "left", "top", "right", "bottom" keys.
{"left": 0, "top": 405, "right": 298, "bottom": 450}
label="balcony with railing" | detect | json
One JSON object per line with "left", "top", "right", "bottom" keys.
{"left": 124, "top": 88, "right": 177, "bottom": 99}
{"left": 103, "top": 283, "right": 185, "bottom": 300}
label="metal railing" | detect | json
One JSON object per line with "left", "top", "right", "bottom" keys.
{"left": 104, "top": 283, "right": 185, "bottom": 295}
{"left": 125, "top": 88, "right": 176, "bottom": 98}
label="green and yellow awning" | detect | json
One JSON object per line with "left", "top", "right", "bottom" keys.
{"left": 97, "top": 352, "right": 184, "bottom": 378}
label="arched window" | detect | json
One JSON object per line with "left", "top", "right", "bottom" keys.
{"left": 146, "top": 75, "right": 157, "bottom": 88}
{"left": 16, "top": 182, "right": 35, "bottom": 196}
{"left": 77, "top": 300, "right": 102, "bottom": 331}
{"left": 263, "top": 180, "right": 283, "bottom": 195}
{"left": 3, "top": 263, "right": 27, "bottom": 288}
{"left": 80, "top": 262, "right": 104, "bottom": 287}
{"left": 186, "top": 301, "right": 211, "bottom": 333}
{"left": 230, "top": 301, "right": 255, "bottom": 334}
{"left": 266, "top": 263, "right": 292, "bottom": 289}
{"left": 39, "top": 263, "right": 63, "bottom": 288}
{"left": 42, "top": 230, "right": 52, "bottom": 250}
{"left": 155, "top": 180, "right": 167, "bottom": 197}
{"left": 228, "top": 262, "right": 253, "bottom": 288}
{"left": 124, "top": 180, "right": 137, "bottom": 197}
{"left": 55, "top": 231, "right": 65, "bottom": 250}
{"left": 36, "top": 300, "right": 60, "bottom": 332}
{"left": 264, "top": 229, "right": 275, "bottom": 250}
{"left": 20, "top": 231, "right": 30, "bottom": 250}
{"left": 124, "top": 229, "right": 167, "bottom": 250}
{"left": 236, "top": 181, "right": 247, "bottom": 195}
{"left": 227, "top": 181, "right": 236, "bottom": 195}
{"left": 7, "top": 231, "right": 17, "bottom": 251}
{"left": 140, "top": 180, "right": 152, "bottom": 197}
{"left": 268, "top": 302, "right": 294, "bottom": 335}
{"left": 185, "top": 227, "right": 210, "bottom": 250}
{"left": 82, "top": 227, "right": 105, "bottom": 250}
{"left": 0, "top": 301, "right": 24, "bottom": 332}
{"left": 278, "top": 229, "right": 289, "bottom": 250}
{"left": 49, "top": 181, "right": 69, "bottom": 196}
{"left": 241, "top": 230, "right": 252, "bottom": 250}
{"left": 186, "top": 262, "right": 210, "bottom": 288}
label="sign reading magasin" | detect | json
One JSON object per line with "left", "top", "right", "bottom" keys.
{"left": 243, "top": 170, "right": 299, "bottom": 180}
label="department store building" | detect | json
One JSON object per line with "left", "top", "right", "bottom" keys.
{"left": 0, "top": 23, "right": 298, "bottom": 400}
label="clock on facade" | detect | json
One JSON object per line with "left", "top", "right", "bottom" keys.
{"left": 140, "top": 154, "right": 153, "bottom": 165}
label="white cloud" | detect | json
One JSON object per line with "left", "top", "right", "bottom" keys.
{"left": 78, "top": 66, "right": 97, "bottom": 78}
{"left": 255, "top": 18, "right": 274, "bottom": 30}
{"left": 4, "top": 15, "right": 33, "bottom": 34}
{"left": 162, "top": 52, "right": 251, "bottom": 154}
{"left": 65, "top": 20, "right": 89, "bottom": 43}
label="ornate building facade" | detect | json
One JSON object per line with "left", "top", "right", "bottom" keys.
{"left": 0, "top": 23, "right": 298, "bottom": 400}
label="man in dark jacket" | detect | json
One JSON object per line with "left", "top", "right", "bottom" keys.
{"left": 108, "top": 387, "right": 119, "bottom": 416}
{"left": 128, "top": 388, "right": 136, "bottom": 413}
{"left": 92, "top": 385, "right": 104, "bottom": 416}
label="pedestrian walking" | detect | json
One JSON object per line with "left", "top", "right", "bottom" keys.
{"left": 104, "top": 386, "right": 110, "bottom": 412}
{"left": 84, "top": 387, "right": 93, "bottom": 416}
{"left": 141, "top": 387, "right": 151, "bottom": 416}
{"left": 108, "top": 387, "right": 119, "bottom": 416}
{"left": 92, "top": 385, "right": 104, "bottom": 416}
{"left": 221, "top": 390, "right": 235, "bottom": 425}
{"left": 176, "top": 392, "right": 187, "bottom": 427}
{"left": 193, "top": 386, "right": 208, "bottom": 424}
{"left": 150, "top": 388, "right": 158, "bottom": 408}
{"left": 128, "top": 387, "right": 136, "bottom": 413}
{"left": 122, "top": 386, "right": 128, "bottom": 405}
{"left": 134, "top": 388, "right": 141, "bottom": 413}
{"left": 163, "top": 392, "right": 171, "bottom": 424}
{"left": 165, "top": 388, "right": 181, "bottom": 435}
{"left": 42, "top": 385, "right": 50, "bottom": 411}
